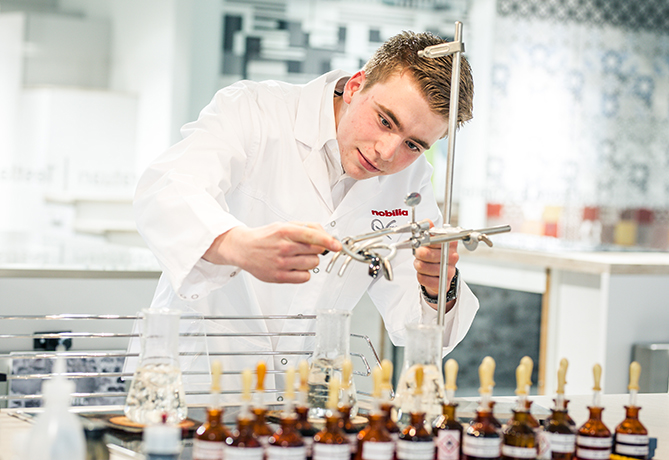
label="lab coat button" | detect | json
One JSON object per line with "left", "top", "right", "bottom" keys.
{"left": 277, "top": 396, "right": 284, "bottom": 402}
{"left": 230, "top": 270, "right": 238, "bottom": 277}
{"left": 330, "top": 221, "right": 336, "bottom": 227}
{"left": 281, "top": 358, "right": 288, "bottom": 365}
{"left": 191, "top": 294, "right": 199, "bottom": 300}
{"left": 313, "top": 268, "right": 319, "bottom": 274}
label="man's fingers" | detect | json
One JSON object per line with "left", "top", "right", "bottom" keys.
{"left": 287, "top": 223, "right": 342, "bottom": 253}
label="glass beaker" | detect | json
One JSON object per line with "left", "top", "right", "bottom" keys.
{"left": 124, "top": 308, "right": 187, "bottom": 424}
{"left": 395, "top": 323, "right": 445, "bottom": 428}
{"left": 307, "top": 309, "right": 356, "bottom": 418}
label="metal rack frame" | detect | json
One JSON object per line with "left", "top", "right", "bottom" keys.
{"left": 0, "top": 313, "right": 384, "bottom": 405}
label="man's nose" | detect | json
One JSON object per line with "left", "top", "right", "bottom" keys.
{"left": 376, "top": 133, "right": 402, "bottom": 161}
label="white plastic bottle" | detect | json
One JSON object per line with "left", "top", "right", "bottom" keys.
{"left": 24, "top": 347, "right": 86, "bottom": 460}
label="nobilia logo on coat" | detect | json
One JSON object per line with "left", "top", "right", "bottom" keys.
{"left": 371, "top": 209, "right": 408, "bottom": 217}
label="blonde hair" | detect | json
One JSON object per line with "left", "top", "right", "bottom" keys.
{"left": 362, "top": 30, "right": 474, "bottom": 128}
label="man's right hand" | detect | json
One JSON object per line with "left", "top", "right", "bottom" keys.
{"left": 203, "top": 222, "right": 342, "bottom": 283}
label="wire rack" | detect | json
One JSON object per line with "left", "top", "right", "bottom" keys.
{"left": 0, "top": 313, "right": 383, "bottom": 407}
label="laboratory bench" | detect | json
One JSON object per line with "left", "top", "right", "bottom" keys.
{"left": 458, "top": 235, "right": 669, "bottom": 396}
{"left": 0, "top": 393, "right": 666, "bottom": 459}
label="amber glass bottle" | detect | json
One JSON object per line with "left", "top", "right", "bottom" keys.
{"left": 339, "top": 358, "right": 362, "bottom": 458}
{"left": 267, "top": 366, "right": 306, "bottom": 460}
{"left": 576, "top": 406, "right": 612, "bottom": 460}
{"left": 613, "top": 361, "right": 649, "bottom": 459}
{"left": 252, "top": 361, "right": 274, "bottom": 448}
{"left": 545, "top": 408, "right": 576, "bottom": 460}
{"left": 544, "top": 359, "right": 576, "bottom": 460}
{"left": 267, "top": 415, "right": 306, "bottom": 459}
{"left": 313, "top": 376, "right": 350, "bottom": 460}
{"left": 463, "top": 357, "right": 501, "bottom": 460}
{"left": 614, "top": 406, "right": 649, "bottom": 459}
{"left": 193, "top": 408, "right": 230, "bottom": 460}
{"left": 354, "top": 366, "right": 394, "bottom": 460}
{"left": 297, "top": 360, "right": 318, "bottom": 460}
{"left": 193, "top": 361, "right": 229, "bottom": 460}
{"left": 501, "top": 362, "right": 537, "bottom": 460}
{"left": 378, "top": 359, "right": 401, "bottom": 443}
{"left": 433, "top": 359, "right": 463, "bottom": 460}
{"left": 225, "top": 369, "right": 264, "bottom": 460}
{"left": 396, "top": 366, "right": 435, "bottom": 460}
{"left": 502, "top": 409, "right": 537, "bottom": 460}
{"left": 576, "top": 365, "right": 612, "bottom": 460}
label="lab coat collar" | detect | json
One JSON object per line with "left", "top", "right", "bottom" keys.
{"left": 294, "top": 69, "right": 350, "bottom": 150}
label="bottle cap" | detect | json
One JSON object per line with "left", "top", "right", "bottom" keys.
{"left": 143, "top": 419, "right": 181, "bottom": 455}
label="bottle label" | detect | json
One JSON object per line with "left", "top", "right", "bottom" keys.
{"left": 303, "top": 437, "right": 314, "bottom": 457}
{"left": 313, "top": 443, "right": 350, "bottom": 460}
{"left": 615, "top": 443, "right": 649, "bottom": 456}
{"left": 436, "top": 429, "right": 461, "bottom": 460}
{"left": 224, "top": 446, "right": 264, "bottom": 460}
{"left": 575, "top": 447, "right": 611, "bottom": 459}
{"left": 547, "top": 433, "right": 576, "bottom": 453}
{"left": 266, "top": 446, "right": 307, "bottom": 459}
{"left": 616, "top": 433, "right": 649, "bottom": 445}
{"left": 347, "top": 432, "right": 359, "bottom": 453}
{"left": 192, "top": 439, "right": 225, "bottom": 459}
{"left": 396, "top": 439, "right": 435, "bottom": 459}
{"left": 361, "top": 441, "right": 395, "bottom": 460}
{"left": 501, "top": 444, "right": 537, "bottom": 459}
{"left": 462, "top": 436, "right": 501, "bottom": 458}
{"left": 577, "top": 435, "right": 612, "bottom": 448}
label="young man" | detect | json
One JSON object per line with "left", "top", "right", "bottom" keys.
{"left": 134, "top": 31, "right": 478, "bottom": 393}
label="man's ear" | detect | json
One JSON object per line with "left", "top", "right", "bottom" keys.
{"left": 343, "top": 70, "right": 365, "bottom": 104}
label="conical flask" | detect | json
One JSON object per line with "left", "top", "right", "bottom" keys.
{"left": 124, "top": 308, "right": 187, "bottom": 424}
{"left": 307, "top": 309, "right": 357, "bottom": 419}
{"left": 396, "top": 323, "right": 445, "bottom": 428}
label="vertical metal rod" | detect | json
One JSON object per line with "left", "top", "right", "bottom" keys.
{"left": 437, "top": 21, "right": 463, "bottom": 325}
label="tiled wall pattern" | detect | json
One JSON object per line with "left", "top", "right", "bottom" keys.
{"left": 485, "top": 0, "right": 669, "bottom": 250}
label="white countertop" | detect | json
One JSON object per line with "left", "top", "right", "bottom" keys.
{"left": 459, "top": 233, "right": 669, "bottom": 275}
{"left": 0, "top": 232, "right": 161, "bottom": 277}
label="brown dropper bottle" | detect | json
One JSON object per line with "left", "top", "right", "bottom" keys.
{"left": 433, "top": 358, "right": 463, "bottom": 460}
{"left": 575, "top": 364, "right": 612, "bottom": 460}
{"left": 225, "top": 368, "right": 263, "bottom": 460}
{"left": 252, "top": 361, "right": 274, "bottom": 449}
{"left": 296, "top": 360, "right": 318, "bottom": 460}
{"left": 613, "top": 361, "right": 649, "bottom": 460}
{"left": 462, "top": 356, "right": 502, "bottom": 460}
{"left": 267, "top": 366, "right": 306, "bottom": 459}
{"left": 193, "top": 360, "right": 230, "bottom": 460}
{"left": 313, "top": 375, "right": 350, "bottom": 460}
{"left": 379, "top": 359, "right": 401, "bottom": 442}
{"left": 544, "top": 358, "right": 576, "bottom": 460}
{"left": 396, "top": 365, "right": 435, "bottom": 460}
{"left": 501, "top": 361, "right": 537, "bottom": 460}
{"left": 354, "top": 366, "right": 394, "bottom": 460}
{"left": 339, "top": 359, "right": 362, "bottom": 458}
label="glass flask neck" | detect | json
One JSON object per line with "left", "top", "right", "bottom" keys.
{"left": 139, "top": 308, "right": 181, "bottom": 366}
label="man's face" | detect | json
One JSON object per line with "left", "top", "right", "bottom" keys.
{"left": 336, "top": 70, "right": 448, "bottom": 181}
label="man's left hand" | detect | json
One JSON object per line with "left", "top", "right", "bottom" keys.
{"left": 413, "top": 240, "right": 459, "bottom": 308}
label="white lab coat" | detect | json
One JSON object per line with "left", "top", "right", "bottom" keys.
{"left": 133, "top": 70, "right": 479, "bottom": 396}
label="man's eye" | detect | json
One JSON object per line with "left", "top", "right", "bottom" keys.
{"left": 379, "top": 115, "right": 391, "bottom": 128}
{"left": 407, "top": 141, "right": 420, "bottom": 152}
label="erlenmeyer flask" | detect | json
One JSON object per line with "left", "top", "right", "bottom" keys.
{"left": 307, "top": 309, "right": 357, "bottom": 419}
{"left": 124, "top": 308, "right": 187, "bottom": 424}
{"left": 395, "top": 323, "right": 445, "bottom": 428}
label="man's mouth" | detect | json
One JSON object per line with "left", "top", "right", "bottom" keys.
{"left": 358, "top": 149, "right": 380, "bottom": 173}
